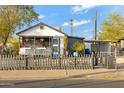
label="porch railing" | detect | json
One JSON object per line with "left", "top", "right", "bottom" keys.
{"left": 24, "top": 48, "right": 52, "bottom": 56}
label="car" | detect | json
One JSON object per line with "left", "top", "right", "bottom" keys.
{"left": 84, "top": 48, "right": 91, "bottom": 54}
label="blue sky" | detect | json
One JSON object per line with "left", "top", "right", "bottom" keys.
{"left": 32, "top": 5, "right": 124, "bottom": 39}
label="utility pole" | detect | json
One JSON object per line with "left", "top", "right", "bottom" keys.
{"left": 92, "top": 10, "right": 98, "bottom": 67}
{"left": 70, "top": 19, "right": 74, "bottom": 36}
{"left": 94, "top": 10, "right": 97, "bottom": 40}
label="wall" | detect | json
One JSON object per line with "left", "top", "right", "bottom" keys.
{"left": 120, "top": 40, "right": 124, "bottom": 49}
{"left": 60, "top": 37, "right": 64, "bottom": 55}
{"left": 91, "top": 42, "right": 111, "bottom": 52}
{"left": 19, "top": 25, "right": 65, "bottom": 37}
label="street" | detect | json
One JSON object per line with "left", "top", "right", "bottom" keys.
{"left": 0, "top": 69, "right": 124, "bottom": 88}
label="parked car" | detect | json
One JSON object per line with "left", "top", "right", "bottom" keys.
{"left": 84, "top": 48, "right": 90, "bottom": 54}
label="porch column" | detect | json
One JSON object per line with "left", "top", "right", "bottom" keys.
{"left": 49, "top": 37, "right": 51, "bottom": 48}
{"left": 19, "top": 36, "right": 21, "bottom": 48}
{"left": 109, "top": 42, "right": 112, "bottom": 53}
{"left": 34, "top": 37, "right": 36, "bottom": 55}
{"left": 98, "top": 42, "right": 100, "bottom": 53}
{"left": 49, "top": 37, "right": 52, "bottom": 56}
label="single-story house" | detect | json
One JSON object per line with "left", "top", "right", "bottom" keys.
{"left": 117, "top": 37, "right": 124, "bottom": 51}
{"left": 115, "top": 37, "right": 124, "bottom": 56}
{"left": 84, "top": 39, "right": 114, "bottom": 53}
{"left": 16, "top": 22, "right": 84, "bottom": 56}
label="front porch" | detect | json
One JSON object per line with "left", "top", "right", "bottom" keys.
{"left": 19, "top": 37, "right": 52, "bottom": 55}
{"left": 19, "top": 36, "right": 61, "bottom": 56}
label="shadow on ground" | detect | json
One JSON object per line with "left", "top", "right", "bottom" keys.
{"left": 0, "top": 69, "right": 124, "bottom": 88}
{"left": 0, "top": 79, "right": 124, "bottom": 88}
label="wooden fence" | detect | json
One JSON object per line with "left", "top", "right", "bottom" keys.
{"left": 117, "top": 51, "right": 124, "bottom": 57}
{"left": 0, "top": 52, "right": 116, "bottom": 70}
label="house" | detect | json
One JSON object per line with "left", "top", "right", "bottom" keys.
{"left": 84, "top": 39, "right": 113, "bottom": 53}
{"left": 115, "top": 37, "right": 124, "bottom": 56}
{"left": 117, "top": 37, "right": 124, "bottom": 51}
{"left": 16, "top": 22, "right": 84, "bottom": 56}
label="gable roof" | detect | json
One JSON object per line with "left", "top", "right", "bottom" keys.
{"left": 67, "top": 36, "right": 85, "bottom": 40}
{"left": 16, "top": 22, "right": 68, "bottom": 36}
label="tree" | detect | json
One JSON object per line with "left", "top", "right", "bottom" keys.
{"left": 71, "top": 41, "right": 85, "bottom": 52}
{"left": 63, "top": 36, "right": 68, "bottom": 51}
{"left": 0, "top": 5, "right": 38, "bottom": 53}
{"left": 99, "top": 13, "right": 124, "bottom": 42}
{"left": 7, "top": 38, "right": 20, "bottom": 54}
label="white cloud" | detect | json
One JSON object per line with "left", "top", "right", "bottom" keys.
{"left": 38, "top": 14, "right": 45, "bottom": 19}
{"left": 62, "top": 22, "right": 69, "bottom": 26}
{"left": 73, "top": 20, "right": 90, "bottom": 26}
{"left": 81, "top": 5, "right": 96, "bottom": 10}
{"left": 62, "top": 19, "right": 90, "bottom": 27}
{"left": 72, "top": 5, "right": 96, "bottom": 14}
{"left": 82, "top": 30, "right": 89, "bottom": 33}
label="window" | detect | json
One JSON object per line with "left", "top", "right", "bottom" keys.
{"left": 53, "top": 47, "right": 59, "bottom": 52}
{"left": 40, "top": 26, "right": 44, "bottom": 29}
{"left": 23, "top": 38, "right": 34, "bottom": 47}
{"left": 53, "top": 38, "right": 59, "bottom": 45}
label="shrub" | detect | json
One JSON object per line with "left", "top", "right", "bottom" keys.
{"left": 71, "top": 41, "right": 85, "bottom": 52}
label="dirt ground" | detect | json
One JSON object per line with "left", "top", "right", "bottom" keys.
{"left": 0, "top": 69, "right": 118, "bottom": 80}
{"left": 0, "top": 69, "right": 124, "bottom": 87}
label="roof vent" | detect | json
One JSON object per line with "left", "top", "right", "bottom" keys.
{"left": 40, "top": 25, "right": 44, "bottom": 29}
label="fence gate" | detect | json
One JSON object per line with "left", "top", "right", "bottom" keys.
{"left": 116, "top": 51, "right": 124, "bottom": 69}
{"left": 94, "top": 52, "right": 116, "bottom": 69}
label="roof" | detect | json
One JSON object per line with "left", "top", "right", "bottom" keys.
{"left": 16, "top": 22, "right": 68, "bottom": 36}
{"left": 84, "top": 39, "right": 112, "bottom": 43}
{"left": 67, "top": 36, "right": 85, "bottom": 40}
{"left": 16, "top": 22, "right": 86, "bottom": 39}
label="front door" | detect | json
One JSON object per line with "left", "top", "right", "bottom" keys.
{"left": 52, "top": 37, "right": 60, "bottom": 56}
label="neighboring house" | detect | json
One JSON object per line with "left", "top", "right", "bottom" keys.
{"left": 84, "top": 40, "right": 113, "bottom": 53}
{"left": 116, "top": 37, "right": 124, "bottom": 56}
{"left": 117, "top": 37, "right": 124, "bottom": 51}
{"left": 16, "top": 22, "right": 84, "bottom": 56}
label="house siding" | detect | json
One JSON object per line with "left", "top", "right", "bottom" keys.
{"left": 18, "top": 25, "right": 65, "bottom": 37}
{"left": 60, "top": 37, "right": 64, "bottom": 55}
{"left": 121, "top": 40, "right": 124, "bottom": 49}
{"left": 91, "top": 42, "right": 112, "bottom": 53}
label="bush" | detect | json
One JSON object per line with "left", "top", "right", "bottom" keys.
{"left": 71, "top": 41, "right": 85, "bottom": 52}
{"left": 8, "top": 38, "right": 19, "bottom": 54}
